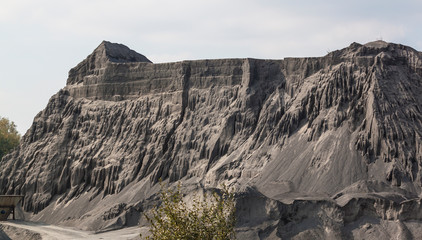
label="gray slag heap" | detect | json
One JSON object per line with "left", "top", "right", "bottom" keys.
{"left": 1, "top": 40, "right": 422, "bottom": 239}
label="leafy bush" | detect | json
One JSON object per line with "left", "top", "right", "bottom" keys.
{"left": 0, "top": 117, "right": 20, "bottom": 160}
{"left": 142, "top": 182, "right": 236, "bottom": 240}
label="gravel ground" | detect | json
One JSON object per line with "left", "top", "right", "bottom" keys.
{"left": 0, "top": 220, "right": 141, "bottom": 240}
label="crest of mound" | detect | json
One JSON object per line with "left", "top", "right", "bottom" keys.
{"left": 364, "top": 40, "right": 389, "bottom": 48}
{"left": 99, "top": 41, "right": 152, "bottom": 63}
{"left": 327, "top": 40, "right": 421, "bottom": 62}
{"left": 67, "top": 41, "right": 152, "bottom": 85}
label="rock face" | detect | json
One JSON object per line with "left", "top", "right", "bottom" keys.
{"left": 1, "top": 40, "right": 422, "bottom": 239}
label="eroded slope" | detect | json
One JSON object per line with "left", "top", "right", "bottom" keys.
{"left": 1, "top": 41, "right": 422, "bottom": 239}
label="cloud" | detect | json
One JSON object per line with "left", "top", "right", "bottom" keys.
{"left": 0, "top": 0, "right": 418, "bottom": 61}
{"left": 1, "top": 0, "right": 418, "bottom": 58}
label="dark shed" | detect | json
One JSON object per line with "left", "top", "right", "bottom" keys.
{"left": 0, "top": 195, "right": 24, "bottom": 221}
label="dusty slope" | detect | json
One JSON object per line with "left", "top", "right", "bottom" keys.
{"left": 1, "top": 40, "right": 422, "bottom": 239}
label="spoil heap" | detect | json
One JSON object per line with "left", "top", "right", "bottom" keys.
{"left": 1, "top": 40, "right": 422, "bottom": 239}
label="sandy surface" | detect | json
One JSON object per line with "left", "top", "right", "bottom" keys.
{"left": 0, "top": 220, "right": 141, "bottom": 240}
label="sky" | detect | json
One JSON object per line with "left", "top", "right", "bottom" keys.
{"left": 0, "top": 0, "right": 421, "bottom": 134}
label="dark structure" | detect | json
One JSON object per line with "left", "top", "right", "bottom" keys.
{"left": 0, "top": 195, "right": 24, "bottom": 221}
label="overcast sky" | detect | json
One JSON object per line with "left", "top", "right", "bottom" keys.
{"left": 1, "top": 0, "right": 421, "bottom": 134}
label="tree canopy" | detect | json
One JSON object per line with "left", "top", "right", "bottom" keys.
{"left": 0, "top": 117, "right": 20, "bottom": 160}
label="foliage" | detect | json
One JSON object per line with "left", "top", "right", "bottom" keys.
{"left": 0, "top": 117, "right": 21, "bottom": 160}
{"left": 142, "top": 182, "right": 236, "bottom": 240}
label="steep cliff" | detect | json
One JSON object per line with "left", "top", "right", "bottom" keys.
{"left": 1, "top": 40, "right": 422, "bottom": 239}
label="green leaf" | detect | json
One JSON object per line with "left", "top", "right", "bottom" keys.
{"left": 142, "top": 182, "right": 236, "bottom": 240}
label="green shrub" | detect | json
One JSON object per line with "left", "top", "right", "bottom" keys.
{"left": 142, "top": 182, "right": 236, "bottom": 240}
{"left": 0, "top": 117, "right": 20, "bottom": 160}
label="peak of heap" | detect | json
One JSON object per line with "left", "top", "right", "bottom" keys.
{"left": 98, "top": 41, "right": 152, "bottom": 63}
{"left": 67, "top": 41, "right": 151, "bottom": 85}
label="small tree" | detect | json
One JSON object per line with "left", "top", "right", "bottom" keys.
{"left": 142, "top": 182, "right": 236, "bottom": 240}
{"left": 0, "top": 117, "right": 20, "bottom": 160}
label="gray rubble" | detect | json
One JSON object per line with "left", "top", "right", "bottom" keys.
{"left": 1, "top": 40, "right": 422, "bottom": 239}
